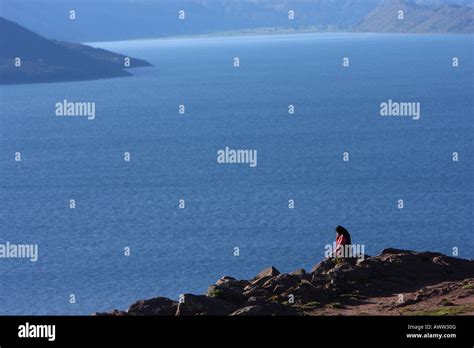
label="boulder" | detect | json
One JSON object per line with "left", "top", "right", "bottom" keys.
{"left": 206, "top": 284, "right": 246, "bottom": 305}
{"left": 261, "top": 273, "right": 299, "bottom": 294}
{"left": 251, "top": 266, "right": 280, "bottom": 282}
{"left": 244, "top": 266, "right": 282, "bottom": 290}
{"left": 283, "top": 279, "right": 335, "bottom": 304}
{"left": 127, "top": 297, "right": 178, "bottom": 316}
{"left": 310, "top": 258, "right": 337, "bottom": 274}
{"left": 243, "top": 286, "right": 270, "bottom": 299}
{"left": 291, "top": 268, "right": 307, "bottom": 276}
{"left": 381, "top": 248, "right": 414, "bottom": 255}
{"left": 215, "top": 276, "right": 249, "bottom": 290}
{"left": 175, "top": 294, "right": 237, "bottom": 316}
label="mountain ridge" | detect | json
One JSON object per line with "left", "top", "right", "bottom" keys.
{"left": 357, "top": 0, "right": 474, "bottom": 33}
{"left": 1, "top": 0, "right": 473, "bottom": 43}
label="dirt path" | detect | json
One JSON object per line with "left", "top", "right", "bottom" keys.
{"left": 307, "top": 279, "right": 474, "bottom": 316}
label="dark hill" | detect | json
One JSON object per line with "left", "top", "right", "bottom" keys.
{"left": 0, "top": 17, "right": 152, "bottom": 85}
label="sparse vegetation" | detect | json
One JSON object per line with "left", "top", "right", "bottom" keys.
{"left": 341, "top": 293, "right": 366, "bottom": 300}
{"left": 207, "top": 287, "right": 225, "bottom": 299}
{"left": 439, "top": 298, "right": 454, "bottom": 306}
{"left": 304, "top": 301, "right": 321, "bottom": 307}
{"left": 407, "top": 305, "right": 474, "bottom": 316}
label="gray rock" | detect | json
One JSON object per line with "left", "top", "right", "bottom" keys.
{"left": 291, "top": 268, "right": 307, "bottom": 276}
{"left": 251, "top": 266, "right": 280, "bottom": 282}
{"left": 127, "top": 297, "right": 178, "bottom": 316}
{"left": 261, "top": 273, "right": 299, "bottom": 294}
{"left": 215, "top": 276, "right": 249, "bottom": 290}
{"left": 175, "top": 294, "right": 237, "bottom": 316}
{"left": 206, "top": 284, "right": 246, "bottom": 305}
{"left": 310, "top": 258, "right": 337, "bottom": 274}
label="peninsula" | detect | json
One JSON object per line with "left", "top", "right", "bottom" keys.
{"left": 0, "top": 17, "right": 152, "bottom": 85}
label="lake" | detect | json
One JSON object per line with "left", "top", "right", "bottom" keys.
{"left": 0, "top": 33, "right": 472, "bottom": 314}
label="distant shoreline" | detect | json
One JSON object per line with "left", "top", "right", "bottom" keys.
{"left": 85, "top": 27, "right": 474, "bottom": 45}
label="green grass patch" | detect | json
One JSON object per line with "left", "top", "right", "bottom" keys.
{"left": 328, "top": 302, "right": 344, "bottom": 309}
{"left": 304, "top": 301, "right": 321, "bottom": 307}
{"left": 295, "top": 301, "right": 321, "bottom": 309}
{"left": 333, "top": 258, "right": 344, "bottom": 265}
{"left": 340, "top": 293, "right": 366, "bottom": 300}
{"left": 207, "top": 287, "right": 225, "bottom": 299}
{"left": 408, "top": 305, "right": 474, "bottom": 316}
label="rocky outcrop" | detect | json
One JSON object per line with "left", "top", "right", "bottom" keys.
{"left": 175, "top": 294, "right": 238, "bottom": 316}
{"left": 127, "top": 297, "right": 178, "bottom": 316}
{"left": 93, "top": 249, "right": 474, "bottom": 316}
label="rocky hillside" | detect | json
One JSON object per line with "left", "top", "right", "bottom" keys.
{"left": 94, "top": 249, "right": 474, "bottom": 316}
{"left": 0, "top": 17, "right": 152, "bottom": 85}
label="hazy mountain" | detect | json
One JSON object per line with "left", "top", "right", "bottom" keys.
{"left": 1, "top": 0, "right": 473, "bottom": 43}
{"left": 357, "top": 0, "right": 474, "bottom": 33}
{"left": 0, "top": 17, "right": 151, "bottom": 84}
{"left": 412, "top": 0, "right": 474, "bottom": 6}
{"left": 0, "top": 0, "right": 379, "bottom": 42}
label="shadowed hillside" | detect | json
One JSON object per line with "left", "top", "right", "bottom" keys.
{"left": 0, "top": 17, "right": 152, "bottom": 85}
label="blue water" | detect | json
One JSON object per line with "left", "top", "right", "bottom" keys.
{"left": 0, "top": 33, "right": 473, "bottom": 315}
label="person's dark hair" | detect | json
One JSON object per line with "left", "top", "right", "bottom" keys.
{"left": 335, "top": 225, "right": 352, "bottom": 244}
